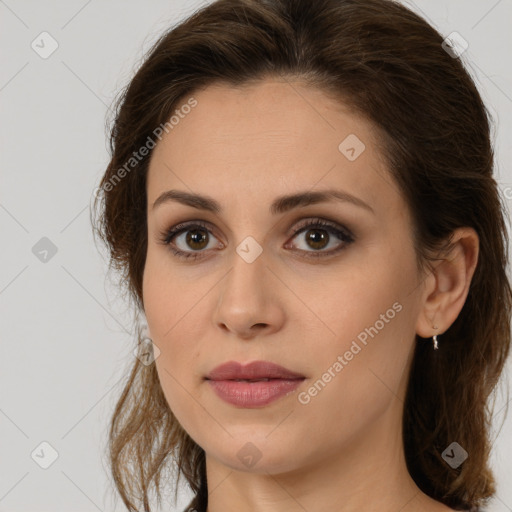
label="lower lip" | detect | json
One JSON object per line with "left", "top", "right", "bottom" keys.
{"left": 206, "top": 379, "right": 304, "bottom": 407}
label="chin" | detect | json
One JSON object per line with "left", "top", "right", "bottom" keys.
{"left": 207, "top": 435, "right": 307, "bottom": 475}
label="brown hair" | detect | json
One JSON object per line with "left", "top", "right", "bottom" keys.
{"left": 92, "top": 0, "right": 512, "bottom": 510}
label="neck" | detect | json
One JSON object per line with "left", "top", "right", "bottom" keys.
{"left": 204, "top": 398, "right": 447, "bottom": 512}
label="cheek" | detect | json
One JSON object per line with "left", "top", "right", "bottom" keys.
{"left": 142, "top": 254, "right": 190, "bottom": 380}
{"left": 296, "top": 257, "right": 412, "bottom": 350}
{"left": 142, "top": 247, "right": 208, "bottom": 377}
{"left": 142, "top": 260, "right": 207, "bottom": 437}
{"left": 301, "top": 293, "right": 413, "bottom": 409}
{"left": 143, "top": 247, "right": 196, "bottom": 338}
{"left": 291, "top": 298, "right": 415, "bottom": 462}
{"left": 294, "top": 248, "right": 418, "bottom": 400}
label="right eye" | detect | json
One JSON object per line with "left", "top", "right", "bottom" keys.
{"left": 158, "top": 221, "right": 223, "bottom": 260}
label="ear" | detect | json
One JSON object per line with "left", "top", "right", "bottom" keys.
{"left": 415, "top": 227, "right": 479, "bottom": 338}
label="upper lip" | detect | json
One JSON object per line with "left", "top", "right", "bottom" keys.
{"left": 205, "top": 360, "right": 305, "bottom": 381}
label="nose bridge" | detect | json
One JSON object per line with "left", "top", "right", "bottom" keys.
{"left": 224, "top": 235, "right": 268, "bottom": 305}
{"left": 213, "top": 235, "right": 284, "bottom": 337}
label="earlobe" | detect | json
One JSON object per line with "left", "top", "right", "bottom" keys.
{"left": 415, "top": 227, "right": 479, "bottom": 340}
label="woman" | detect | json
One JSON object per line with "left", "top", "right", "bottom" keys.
{"left": 93, "top": 0, "right": 512, "bottom": 511}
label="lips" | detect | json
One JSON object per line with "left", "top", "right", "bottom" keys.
{"left": 205, "top": 360, "right": 305, "bottom": 381}
{"left": 205, "top": 361, "right": 305, "bottom": 407}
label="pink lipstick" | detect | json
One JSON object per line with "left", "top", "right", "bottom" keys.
{"left": 205, "top": 360, "right": 305, "bottom": 408}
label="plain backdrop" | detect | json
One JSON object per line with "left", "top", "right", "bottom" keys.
{"left": 1, "top": 1, "right": 511, "bottom": 511}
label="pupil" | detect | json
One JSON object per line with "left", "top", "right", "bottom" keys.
{"left": 186, "top": 229, "right": 208, "bottom": 250}
{"left": 307, "top": 229, "right": 328, "bottom": 250}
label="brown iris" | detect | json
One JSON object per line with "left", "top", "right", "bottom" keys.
{"left": 186, "top": 228, "right": 209, "bottom": 250}
{"left": 305, "top": 228, "right": 329, "bottom": 250}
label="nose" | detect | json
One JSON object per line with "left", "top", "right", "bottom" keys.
{"left": 212, "top": 248, "right": 286, "bottom": 340}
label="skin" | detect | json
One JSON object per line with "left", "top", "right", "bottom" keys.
{"left": 142, "top": 78, "right": 479, "bottom": 512}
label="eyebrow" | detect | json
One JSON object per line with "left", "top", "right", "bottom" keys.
{"left": 152, "top": 188, "right": 374, "bottom": 215}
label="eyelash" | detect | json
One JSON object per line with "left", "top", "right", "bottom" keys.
{"left": 158, "top": 218, "right": 355, "bottom": 261}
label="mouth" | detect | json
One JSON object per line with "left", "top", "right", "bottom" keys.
{"left": 205, "top": 360, "right": 306, "bottom": 408}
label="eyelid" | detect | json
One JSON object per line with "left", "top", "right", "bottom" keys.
{"left": 158, "top": 217, "right": 355, "bottom": 260}
{"left": 287, "top": 217, "right": 354, "bottom": 240}
{"left": 160, "top": 217, "right": 353, "bottom": 240}
{"left": 160, "top": 220, "right": 220, "bottom": 244}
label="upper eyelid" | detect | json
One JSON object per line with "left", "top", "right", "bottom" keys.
{"left": 163, "top": 217, "right": 354, "bottom": 244}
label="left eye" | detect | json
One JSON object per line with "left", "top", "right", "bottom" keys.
{"left": 159, "top": 219, "right": 354, "bottom": 260}
{"left": 289, "top": 222, "right": 353, "bottom": 254}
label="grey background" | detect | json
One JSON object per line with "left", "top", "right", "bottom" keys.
{"left": 1, "top": 1, "right": 511, "bottom": 511}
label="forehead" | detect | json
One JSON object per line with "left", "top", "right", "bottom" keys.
{"left": 146, "top": 79, "right": 399, "bottom": 217}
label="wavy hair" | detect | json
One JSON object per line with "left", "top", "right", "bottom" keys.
{"left": 92, "top": 0, "right": 512, "bottom": 510}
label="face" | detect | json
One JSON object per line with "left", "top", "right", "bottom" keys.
{"left": 143, "top": 79, "right": 425, "bottom": 475}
